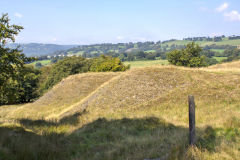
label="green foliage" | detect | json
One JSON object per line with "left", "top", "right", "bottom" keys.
{"left": 0, "top": 13, "right": 36, "bottom": 105}
{"left": 167, "top": 42, "right": 207, "bottom": 67}
{"left": 35, "top": 62, "right": 42, "bottom": 68}
{"left": 0, "top": 13, "right": 23, "bottom": 45}
{"left": 16, "top": 66, "right": 41, "bottom": 103}
{"left": 146, "top": 53, "right": 156, "bottom": 60}
{"left": 136, "top": 51, "right": 146, "bottom": 59}
{"left": 40, "top": 56, "right": 91, "bottom": 93}
{"left": 222, "top": 49, "right": 240, "bottom": 62}
{"left": 200, "top": 50, "right": 215, "bottom": 58}
{"left": 39, "top": 55, "right": 129, "bottom": 94}
{"left": 0, "top": 66, "right": 40, "bottom": 104}
{"left": 205, "top": 57, "right": 218, "bottom": 65}
{"left": 90, "top": 55, "right": 130, "bottom": 72}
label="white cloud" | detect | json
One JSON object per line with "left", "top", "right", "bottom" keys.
{"left": 14, "top": 12, "right": 23, "bottom": 18}
{"left": 224, "top": 10, "right": 240, "bottom": 21}
{"left": 216, "top": 2, "right": 229, "bottom": 12}
{"left": 52, "top": 37, "right": 57, "bottom": 42}
{"left": 116, "top": 36, "right": 124, "bottom": 40}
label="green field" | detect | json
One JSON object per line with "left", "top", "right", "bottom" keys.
{"left": 210, "top": 49, "right": 225, "bottom": 53}
{"left": 215, "top": 39, "right": 240, "bottom": 45}
{"left": 31, "top": 60, "right": 51, "bottom": 66}
{"left": 124, "top": 59, "right": 168, "bottom": 68}
{"left": 163, "top": 40, "right": 214, "bottom": 46}
{"left": 163, "top": 39, "right": 240, "bottom": 47}
{"left": 144, "top": 50, "right": 156, "bottom": 53}
{"left": 213, "top": 56, "right": 227, "bottom": 62}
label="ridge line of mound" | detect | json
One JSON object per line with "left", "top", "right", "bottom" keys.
{"left": 5, "top": 72, "right": 119, "bottom": 120}
{"left": 47, "top": 72, "right": 125, "bottom": 120}
{"left": 57, "top": 67, "right": 191, "bottom": 120}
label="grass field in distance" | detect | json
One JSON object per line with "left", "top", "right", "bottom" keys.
{"left": 31, "top": 59, "right": 51, "bottom": 66}
{"left": 124, "top": 59, "right": 168, "bottom": 68}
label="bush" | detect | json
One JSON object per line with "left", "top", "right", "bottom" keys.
{"left": 40, "top": 56, "right": 91, "bottom": 93}
{"left": 39, "top": 55, "right": 129, "bottom": 94}
{"left": 205, "top": 57, "right": 218, "bottom": 66}
{"left": 35, "top": 62, "right": 42, "bottom": 68}
{"left": 90, "top": 55, "right": 130, "bottom": 72}
{"left": 146, "top": 54, "right": 156, "bottom": 60}
{"left": 0, "top": 66, "right": 41, "bottom": 104}
{"left": 167, "top": 42, "right": 207, "bottom": 67}
{"left": 222, "top": 49, "right": 240, "bottom": 62}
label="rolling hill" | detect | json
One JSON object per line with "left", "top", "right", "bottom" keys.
{"left": 0, "top": 61, "right": 240, "bottom": 159}
{"left": 6, "top": 37, "right": 240, "bottom": 58}
{"left": 59, "top": 37, "right": 240, "bottom": 57}
{"left": 6, "top": 43, "right": 77, "bottom": 57}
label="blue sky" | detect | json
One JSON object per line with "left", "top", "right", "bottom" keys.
{"left": 0, "top": 0, "right": 240, "bottom": 45}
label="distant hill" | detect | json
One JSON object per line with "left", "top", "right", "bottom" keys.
{"left": 6, "top": 36, "right": 240, "bottom": 58}
{"left": 60, "top": 36, "right": 240, "bottom": 57}
{"left": 6, "top": 43, "right": 77, "bottom": 57}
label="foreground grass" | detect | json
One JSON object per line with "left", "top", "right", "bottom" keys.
{"left": 0, "top": 63, "right": 240, "bottom": 159}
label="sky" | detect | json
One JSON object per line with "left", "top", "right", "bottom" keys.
{"left": 0, "top": 0, "right": 240, "bottom": 45}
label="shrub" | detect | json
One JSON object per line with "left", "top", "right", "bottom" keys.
{"left": 205, "top": 57, "right": 218, "bottom": 65}
{"left": 39, "top": 55, "right": 129, "bottom": 94}
{"left": 0, "top": 66, "right": 41, "bottom": 104}
{"left": 35, "top": 62, "right": 42, "bottom": 68}
{"left": 167, "top": 42, "right": 207, "bottom": 67}
{"left": 90, "top": 55, "right": 130, "bottom": 72}
{"left": 40, "top": 56, "right": 91, "bottom": 93}
{"left": 222, "top": 49, "right": 240, "bottom": 62}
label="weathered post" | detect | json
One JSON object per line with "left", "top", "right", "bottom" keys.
{"left": 188, "top": 95, "right": 195, "bottom": 145}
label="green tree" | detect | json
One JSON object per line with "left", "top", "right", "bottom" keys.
{"left": 136, "top": 51, "right": 146, "bottom": 60}
{"left": 0, "top": 13, "right": 34, "bottom": 104}
{"left": 167, "top": 42, "right": 207, "bottom": 67}
{"left": 35, "top": 62, "right": 42, "bottom": 68}
{"left": 14, "top": 66, "right": 40, "bottom": 103}
{"left": 146, "top": 53, "right": 156, "bottom": 60}
{"left": 90, "top": 55, "right": 130, "bottom": 72}
{"left": 40, "top": 56, "right": 91, "bottom": 93}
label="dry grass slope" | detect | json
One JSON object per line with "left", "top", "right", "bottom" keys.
{"left": 1, "top": 72, "right": 118, "bottom": 120}
{"left": 0, "top": 61, "right": 239, "bottom": 159}
{"left": 205, "top": 60, "right": 240, "bottom": 72}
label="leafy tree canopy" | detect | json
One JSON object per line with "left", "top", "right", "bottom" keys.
{"left": 0, "top": 13, "right": 36, "bottom": 104}
{"left": 40, "top": 55, "right": 129, "bottom": 94}
{"left": 167, "top": 42, "right": 207, "bottom": 67}
{"left": 90, "top": 55, "right": 130, "bottom": 72}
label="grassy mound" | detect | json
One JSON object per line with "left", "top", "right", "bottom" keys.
{"left": 0, "top": 62, "right": 239, "bottom": 159}
{"left": 1, "top": 72, "right": 118, "bottom": 120}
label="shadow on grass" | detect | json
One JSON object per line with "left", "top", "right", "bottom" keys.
{"left": 0, "top": 116, "right": 238, "bottom": 160}
{"left": 18, "top": 110, "right": 87, "bottom": 128}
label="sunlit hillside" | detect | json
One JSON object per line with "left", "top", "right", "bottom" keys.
{"left": 0, "top": 61, "right": 239, "bottom": 159}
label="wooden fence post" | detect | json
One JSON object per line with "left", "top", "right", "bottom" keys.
{"left": 188, "top": 95, "right": 196, "bottom": 145}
